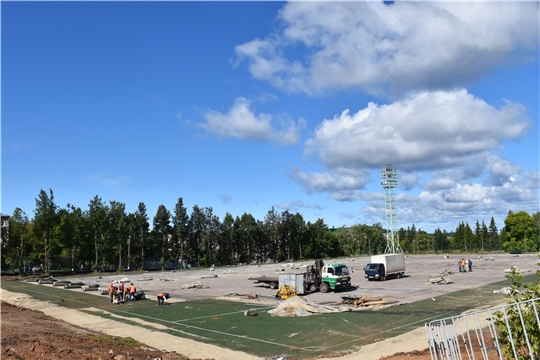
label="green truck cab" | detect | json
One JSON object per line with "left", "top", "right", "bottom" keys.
{"left": 320, "top": 263, "right": 351, "bottom": 293}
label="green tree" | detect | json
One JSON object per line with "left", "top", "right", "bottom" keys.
{"left": 488, "top": 217, "right": 499, "bottom": 251}
{"left": 33, "top": 189, "right": 58, "bottom": 274}
{"left": 263, "top": 207, "right": 280, "bottom": 261}
{"left": 153, "top": 205, "right": 171, "bottom": 271}
{"left": 397, "top": 228, "right": 407, "bottom": 252}
{"left": 188, "top": 205, "right": 206, "bottom": 267}
{"left": 133, "top": 202, "right": 149, "bottom": 269}
{"left": 335, "top": 227, "right": 356, "bottom": 257}
{"left": 55, "top": 204, "right": 83, "bottom": 271}
{"left": 433, "top": 228, "right": 449, "bottom": 252}
{"left": 200, "top": 207, "right": 220, "bottom": 266}
{"left": 108, "top": 201, "right": 127, "bottom": 271}
{"left": 464, "top": 223, "right": 474, "bottom": 252}
{"left": 4, "top": 208, "right": 32, "bottom": 273}
{"left": 218, "top": 213, "right": 236, "bottom": 265}
{"left": 472, "top": 220, "right": 482, "bottom": 251}
{"left": 480, "top": 220, "right": 489, "bottom": 252}
{"left": 504, "top": 211, "right": 535, "bottom": 253}
{"left": 86, "top": 195, "right": 108, "bottom": 271}
{"left": 531, "top": 212, "right": 540, "bottom": 252}
{"left": 172, "top": 198, "right": 189, "bottom": 269}
{"left": 407, "top": 224, "right": 417, "bottom": 252}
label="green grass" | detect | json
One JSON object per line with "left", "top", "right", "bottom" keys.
{"left": 2, "top": 275, "right": 537, "bottom": 359}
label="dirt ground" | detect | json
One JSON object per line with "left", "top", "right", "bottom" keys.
{"left": 2, "top": 253, "right": 538, "bottom": 360}
{"left": 1, "top": 300, "right": 191, "bottom": 360}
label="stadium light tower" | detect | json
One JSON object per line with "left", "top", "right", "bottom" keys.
{"left": 381, "top": 165, "right": 403, "bottom": 254}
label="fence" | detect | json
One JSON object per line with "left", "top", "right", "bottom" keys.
{"left": 425, "top": 297, "right": 540, "bottom": 360}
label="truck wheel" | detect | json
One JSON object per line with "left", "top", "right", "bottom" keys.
{"left": 396, "top": 273, "right": 401, "bottom": 279}
{"left": 320, "top": 282, "right": 330, "bottom": 293}
{"left": 270, "top": 282, "right": 277, "bottom": 289}
{"left": 309, "top": 284, "right": 318, "bottom": 292}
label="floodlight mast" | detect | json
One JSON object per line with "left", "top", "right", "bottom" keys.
{"left": 381, "top": 165, "right": 403, "bottom": 254}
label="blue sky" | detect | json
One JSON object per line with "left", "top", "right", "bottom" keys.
{"left": 2, "top": 1, "right": 539, "bottom": 233}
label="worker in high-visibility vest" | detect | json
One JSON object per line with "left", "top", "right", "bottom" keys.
{"left": 118, "top": 282, "right": 124, "bottom": 301}
{"left": 129, "top": 283, "right": 137, "bottom": 301}
{"left": 108, "top": 282, "right": 115, "bottom": 304}
{"left": 157, "top": 292, "right": 169, "bottom": 305}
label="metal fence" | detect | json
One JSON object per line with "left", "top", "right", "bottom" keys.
{"left": 425, "top": 297, "right": 540, "bottom": 360}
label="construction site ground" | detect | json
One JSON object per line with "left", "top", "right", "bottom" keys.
{"left": 2, "top": 253, "right": 539, "bottom": 360}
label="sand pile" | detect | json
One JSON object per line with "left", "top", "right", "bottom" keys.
{"left": 268, "top": 296, "right": 349, "bottom": 317}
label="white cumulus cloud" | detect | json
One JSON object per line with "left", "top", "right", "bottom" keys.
{"left": 200, "top": 97, "right": 305, "bottom": 146}
{"left": 235, "top": 2, "right": 538, "bottom": 97}
{"left": 304, "top": 89, "right": 531, "bottom": 173}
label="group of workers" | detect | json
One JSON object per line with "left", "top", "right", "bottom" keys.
{"left": 459, "top": 258, "right": 473, "bottom": 272}
{"left": 108, "top": 282, "right": 138, "bottom": 303}
{"left": 108, "top": 281, "right": 171, "bottom": 305}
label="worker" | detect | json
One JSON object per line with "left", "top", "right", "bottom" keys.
{"left": 118, "top": 282, "right": 124, "bottom": 301}
{"left": 129, "top": 283, "right": 137, "bottom": 301}
{"left": 108, "top": 282, "right": 115, "bottom": 304}
{"left": 157, "top": 292, "right": 169, "bottom": 305}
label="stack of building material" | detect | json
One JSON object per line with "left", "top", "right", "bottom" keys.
{"left": 354, "top": 295, "right": 386, "bottom": 307}
{"left": 138, "top": 276, "right": 154, "bottom": 281}
{"left": 83, "top": 284, "right": 100, "bottom": 291}
{"left": 439, "top": 269, "right": 455, "bottom": 275}
{"left": 269, "top": 296, "right": 350, "bottom": 317}
{"left": 38, "top": 277, "right": 57, "bottom": 284}
{"left": 505, "top": 265, "right": 531, "bottom": 273}
{"left": 426, "top": 276, "right": 454, "bottom": 285}
{"left": 180, "top": 281, "right": 204, "bottom": 289}
{"left": 64, "top": 283, "right": 83, "bottom": 289}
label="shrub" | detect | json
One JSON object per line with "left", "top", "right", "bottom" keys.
{"left": 492, "top": 255, "right": 540, "bottom": 359}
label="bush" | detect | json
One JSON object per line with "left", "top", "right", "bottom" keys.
{"left": 492, "top": 255, "right": 540, "bottom": 359}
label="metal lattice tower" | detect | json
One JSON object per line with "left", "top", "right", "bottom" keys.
{"left": 381, "top": 165, "right": 402, "bottom": 254}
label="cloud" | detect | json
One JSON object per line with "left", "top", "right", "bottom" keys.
{"left": 486, "top": 155, "right": 521, "bottom": 186}
{"left": 288, "top": 167, "right": 372, "bottom": 201}
{"left": 355, "top": 169, "right": 539, "bottom": 232}
{"left": 219, "top": 193, "right": 232, "bottom": 205}
{"left": 275, "top": 199, "right": 323, "bottom": 211}
{"left": 304, "top": 89, "right": 531, "bottom": 173}
{"left": 200, "top": 97, "right": 305, "bottom": 146}
{"left": 13, "top": 142, "right": 33, "bottom": 153}
{"left": 87, "top": 173, "right": 130, "bottom": 188}
{"left": 235, "top": 2, "right": 538, "bottom": 97}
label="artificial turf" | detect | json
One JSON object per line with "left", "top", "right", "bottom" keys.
{"left": 1, "top": 274, "right": 536, "bottom": 359}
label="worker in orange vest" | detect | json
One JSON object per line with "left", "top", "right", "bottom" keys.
{"left": 157, "top": 292, "right": 169, "bottom": 305}
{"left": 129, "top": 283, "right": 137, "bottom": 301}
{"left": 108, "top": 282, "right": 115, "bottom": 304}
{"left": 118, "top": 282, "right": 124, "bottom": 301}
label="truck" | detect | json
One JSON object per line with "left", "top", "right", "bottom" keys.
{"left": 248, "top": 275, "right": 280, "bottom": 289}
{"left": 364, "top": 253, "right": 405, "bottom": 281}
{"left": 249, "top": 260, "right": 352, "bottom": 294}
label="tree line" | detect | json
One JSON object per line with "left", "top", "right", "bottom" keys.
{"left": 1, "top": 189, "right": 539, "bottom": 274}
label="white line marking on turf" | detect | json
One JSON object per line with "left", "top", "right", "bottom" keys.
{"left": 112, "top": 307, "right": 312, "bottom": 351}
